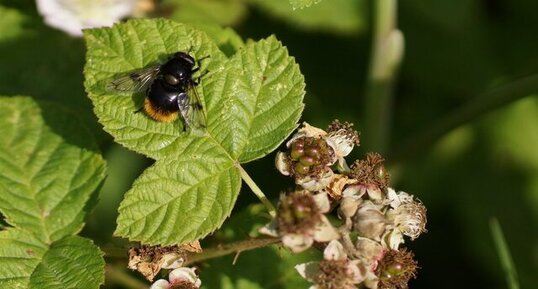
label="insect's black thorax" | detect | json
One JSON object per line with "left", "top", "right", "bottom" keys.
{"left": 147, "top": 53, "right": 197, "bottom": 113}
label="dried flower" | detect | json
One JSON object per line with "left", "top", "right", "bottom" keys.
{"left": 295, "top": 240, "right": 365, "bottom": 289}
{"left": 128, "top": 243, "right": 201, "bottom": 281}
{"left": 260, "top": 192, "right": 339, "bottom": 253}
{"left": 348, "top": 153, "right": 390, "bottom": 201}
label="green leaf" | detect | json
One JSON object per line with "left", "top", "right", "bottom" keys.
{"left": 164, "top": 0, "right": 247, "bottom": 27}
{"left": 0, "top": 96, "right": 106, "bottom": 243}
{"left": 248, "top": 0, "right": 366, "bottom": 34}
{"left": 84, "top": 19, "right": 305, "bottom": 244}
{"left": 0, "top": 229, "right": 45, "bottom": 288}
{"left": 0, "top": 230, "right": 105, "bottom": 289}
{"left": 0, "top": 96, "right": 105, "bottom": 288}
{"left": 29, "top": 236, "right": 104, "bottom": 289}
{"left": 289, "top": 0, "right": 321, "bottom": 10}
{"left": 204, "top": 35, "right": 305, "bottom": 162}
{"left": 115, "top": 140, "right": 241, "bottom": 244}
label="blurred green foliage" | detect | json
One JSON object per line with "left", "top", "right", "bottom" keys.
{"left": 0, "top": 0, "right": 536, "bottom": 288}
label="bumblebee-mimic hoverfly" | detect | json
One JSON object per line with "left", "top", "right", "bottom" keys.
{"left": 107, "top": 51, "right": 207, "bottom": 130}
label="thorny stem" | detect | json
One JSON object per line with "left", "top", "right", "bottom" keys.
{"left": 363, "top": 0, "right": 404, "bottom": 154}
{"left": 238, "top": 164, "right": 277, "bottom": 217}
{"left": 105, "top": 264, "right": 148, "bottom": 289}
{"left": 389, "top": 74, "right": 538, "bottom": 162}
{"left": 184, "top": 237, "right": 280, "bottom": 265}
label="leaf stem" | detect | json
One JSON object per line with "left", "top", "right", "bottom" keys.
{"left": 238, "top": 164, "right": 277, "bottom": 217}
{"left": 389, "top": 74, "right": 538, "bottom": 162}
{"left": 489, "top": 218, "right": 520, "bottom": 289}
{"left": 362, "top": 0, "right": 404, "bottom": 153}
{"left": 105, "top": 264, "right": 148, "bottom": 289}
{"left": 184, "top": 237, "right": 279, "bottom": 265}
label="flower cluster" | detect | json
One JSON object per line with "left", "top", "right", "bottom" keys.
{"left": 264, "top": 121, "right": 427, "bottom": 289}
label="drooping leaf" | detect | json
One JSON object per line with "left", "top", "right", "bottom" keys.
{"left": 0, "top": 96, "right": 106, "bottom": 243}
{"left": 84, "top": 19, "right": 305, "bottom": 244}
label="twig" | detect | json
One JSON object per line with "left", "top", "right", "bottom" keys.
{"left": 238, "top": 164, "right": 277, "bottom": 217}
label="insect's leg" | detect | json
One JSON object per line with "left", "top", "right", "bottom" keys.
{"left": 133, "top": 106, "right": 144, "bottom": 114}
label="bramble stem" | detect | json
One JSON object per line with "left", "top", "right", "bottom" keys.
{"left": 105, "top": 264, "right": 148, "bottom": 289}
{"left": 184, "top": 237, "right": 279, "bottom": 265}
{"left": 389, "top": 74, "right": 538, "bottom": 162}
{"left": 238, "top": 164, "right": 277, "bottom": 217}
{"left": 363, "top": 0, "right": 404, "bottom": 153}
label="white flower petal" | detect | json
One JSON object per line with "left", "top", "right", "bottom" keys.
{"left": 313, "top": 192, "right": 331, "bottom": 213}
{"left": 160, "top": 253, "right": 184, "bottom": 269}
{"left": 323, "top": 240, "right": 346, "bottom": 261}
{"left": 313, "top": 216, "right": 339, "bottom": 242}
{"left": 149, "top": 279, "right": 170, "bottom": 289}
{"left": 282, "top": 234, "right": 314, "bottom": 253}
{"left": 275, "top": 152, "right": 291, "bottom": 176}
{"left": 295, "top": 261, "right": 320, "bottom": 281}
{"left": 381, "top": 229, "right": 404, "bottom": 250}
{"left": 259, "top": 220, "right": 279, "bottom": 237}
{"left": 169, "top": 267, "right": 201, "bottom": 287}
{"left": 297, "top": 169, "right": 334, "bottom": 191}
{"left": 355, "top": 237, "right": 384, "bottom": 261}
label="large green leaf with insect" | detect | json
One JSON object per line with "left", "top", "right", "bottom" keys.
{"left": 84, "top": 19, "right": 305, "bottom": 245}
{"left": 0, "top": 96, "right": 106, "bottom": 288}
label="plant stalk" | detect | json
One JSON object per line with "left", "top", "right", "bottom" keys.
{"left": 363, "top": 0, "right": 404, "bottom": 153}
{"left": 238, "top": 164, "right": 277, "bottom": 217}
{"left": 184, "top": 237, "right": 279, "bottom": 265}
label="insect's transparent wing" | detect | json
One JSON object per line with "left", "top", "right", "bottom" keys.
{"left": 178, "top": 84, "right": 207, "bottom": 130}
{"left": 106, "top": 66, "right": 160, "bottom": 93}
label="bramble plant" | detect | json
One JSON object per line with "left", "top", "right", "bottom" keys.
{"left": 2, "top": 0, "right": 536, "bottom": 288}
{"left": 83, "top": 18, "right": 427, "bottom": 289}
{"left": 1, "top": 15, "right": 429, "bottom": 288}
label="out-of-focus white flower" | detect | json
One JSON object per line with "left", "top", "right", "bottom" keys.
{"left": 36, "top": 0, "right": 138, "bottom": 36}
{"left": 259, "top": 192, "right": 339, "bottom": 253}
{"left": 295, "top": 240, "right": 365, "bottom": 289}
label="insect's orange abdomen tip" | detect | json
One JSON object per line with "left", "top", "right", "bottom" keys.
{"left": 144, "top": 98, "right": 178, "bottom": 122}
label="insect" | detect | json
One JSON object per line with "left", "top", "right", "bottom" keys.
{"left": 107, "top": 51, "right": 207, "bottom": 130}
